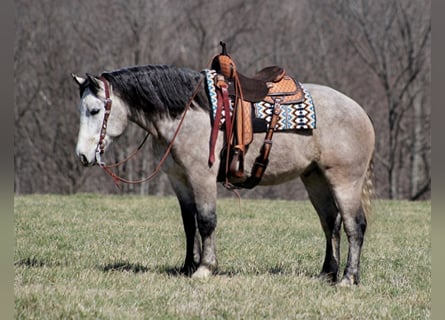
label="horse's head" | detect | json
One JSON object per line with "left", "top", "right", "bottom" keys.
{"left": 72, "top": 74, "right": 128, "bottom": 166}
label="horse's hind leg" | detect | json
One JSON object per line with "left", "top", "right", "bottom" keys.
{"left": 301, "top": 165, "right": 342, "bottom": 283}
{"left": 325, "top": 169, "right": 367, "bottom": 286}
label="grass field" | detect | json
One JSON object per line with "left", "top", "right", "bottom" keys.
{"left": 14, "top": 195, "right": 430, "bottom": 319}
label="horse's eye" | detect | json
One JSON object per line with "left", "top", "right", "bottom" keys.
{"left": 90, "top": 108, "right": 100, "bottom": 116}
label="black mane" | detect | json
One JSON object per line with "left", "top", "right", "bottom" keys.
{"left": 95, "top": 65, "right": 209, "bottom": 118}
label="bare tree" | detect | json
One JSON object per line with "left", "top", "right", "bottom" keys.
{"left": 304, "top": 0, "right": 431, "bottom": 199}
{"left": 339, "top": 0, "right": 430, "bottom": 199}
{"left": 14, "top": 0, "right": 430, "bottom": 200}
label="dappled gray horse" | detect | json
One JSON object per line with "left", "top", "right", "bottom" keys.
{"left": 72, "top": 64, "right": 374, "bottom": 285}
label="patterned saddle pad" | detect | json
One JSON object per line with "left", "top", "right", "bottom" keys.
{"left": 203, "top": 69, "right": 316, "bottom": 132}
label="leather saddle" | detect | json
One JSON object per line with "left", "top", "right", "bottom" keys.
{"left": 233, "top": 68, "right": 304, "bottom": 103}
{"left": 234, "top": 66, "right": 284, "bottom": 101}
{"left": 209, "top": 42, "right": 305, "bottom": 188}
{"left": 212, "top": 59, "right": 304, "bottom": 104}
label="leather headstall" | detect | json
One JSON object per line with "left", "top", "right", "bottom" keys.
{"left": 95, "top": 76, "right": 112, "bottom": 166}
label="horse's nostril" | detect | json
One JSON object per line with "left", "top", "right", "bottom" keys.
{"left": 79, "top": 154, "right": 89, "bottom": 166}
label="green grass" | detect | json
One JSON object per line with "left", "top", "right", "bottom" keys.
{"left": 14, "top": 195, "right": 430, "bottom": 319}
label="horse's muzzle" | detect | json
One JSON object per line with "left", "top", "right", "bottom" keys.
{"left": 78, "top": 153, "right": 95, "bottom": 167}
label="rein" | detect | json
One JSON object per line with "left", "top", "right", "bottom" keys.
{"left": 96, "top": 76, "right": 203, "bottom": 186}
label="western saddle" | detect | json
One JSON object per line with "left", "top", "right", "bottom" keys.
{"left": 209, "top": 42, "right": 304, "bottom": 189}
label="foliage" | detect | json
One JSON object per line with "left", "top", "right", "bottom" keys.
{"left": 15, "top": 195, "right": 431, "bottom": 319}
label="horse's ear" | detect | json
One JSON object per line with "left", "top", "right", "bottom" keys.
{"left": 71, "top": 73, "right": 86, "bottom": 86}
{"left": 86, "top": 73, "right": 101, "bottom": 90}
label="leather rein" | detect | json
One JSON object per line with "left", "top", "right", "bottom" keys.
{"left": 96, "top": 76, "right": 203, "bottom": 186}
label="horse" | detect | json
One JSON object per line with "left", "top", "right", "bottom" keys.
{"left": 72, "top": 64, "right": 375, "bottom": 286}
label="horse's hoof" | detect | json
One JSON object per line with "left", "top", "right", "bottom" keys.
{"left": 181, "top": 262, "right": 198, "bottom": 277}
{"left": 191, "top": 266, "right": 212, "bottom": 279}
{"left": 338, "top": 275, "right": 357, "bottom": 287}
{"left": 318, "top": 272, "right": 337, "bottom": 284}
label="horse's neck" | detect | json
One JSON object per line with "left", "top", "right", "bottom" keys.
{"left": 124, "top": 101, "right": 177, "bottom": 142}
{"left": 128, "top": 107, "right": 155, "bottom": 134}
{"left": 107, "top": 93, "right": 150, "bottom": 137}
{"left": 130, "top": 105, "right": 207, "bottom": 147}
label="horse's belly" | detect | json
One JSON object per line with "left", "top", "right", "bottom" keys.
{"left": 244, "top": 132, "right": 315, "bottom": 186}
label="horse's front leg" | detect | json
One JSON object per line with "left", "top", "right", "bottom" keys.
{"left": 187, "top": 176, "right": 218, "bottom": 278}
{"left": 169, "top": 175, "right": 218, "bottom": 278}
{"left": 192, "top": 200, "right": 218, "bottom": 278}
{"left": 169, "top": 179, "right": 202, "bottom": 276}
{"left": 178, "top": 201, "right": 201, "bottom": 276}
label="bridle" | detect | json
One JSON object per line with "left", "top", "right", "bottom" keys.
{"left": 94, "top": 76, "right": 203, "bottom": 186}
{"left": 95, "top": 76, "right": 113, "bottom": 166}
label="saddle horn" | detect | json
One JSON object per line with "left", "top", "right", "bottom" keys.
{"left": 213, "top": 41, "right": 236, "bottom": 79}
{"left": 220, "top": 41, "right": 227, "bottom": 55}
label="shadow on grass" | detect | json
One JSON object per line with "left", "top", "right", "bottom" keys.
{"left": 98, "top": 261, "right": 318, "bottom": 280}
{"left": 16, "top": 256, "right": 317, "bottom": 280}
{"left": 16, "top": 256, "right": 183, "bottom": 277}
{"left": 15, "top": 256, "right": 62, "bottom": 268}
{"left": 100, "top": 261, "right": 150, "bottom": 273}
{"left": 99, "top": 261, "right": 184, "bottom": 276}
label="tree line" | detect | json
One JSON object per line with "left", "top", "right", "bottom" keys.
{"left": 14, "top": 0, "right": 430, "bottom": 200}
